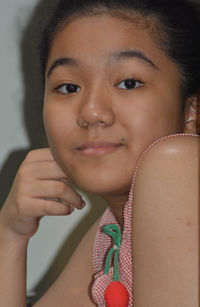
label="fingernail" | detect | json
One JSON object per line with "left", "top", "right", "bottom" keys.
{"left": 69, "top": 206, "right": 74, "bottom": 213}
{"left": 81, "top": 201, "right": 86, "bottom": 209}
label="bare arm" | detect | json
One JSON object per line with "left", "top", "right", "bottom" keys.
{"left": 33, "top": 218, "right": 100, "bottom": 307}
{"left": 0, "top": 216, "right": 99, "bottom": 307}
{"left": 0, "top": 222, "right": 28, "bottom": 307}
{"left": 0, "top": 148, "right": 86, "bottom": 307}
{"left": 132, "top": 135, "right": 199, "bottom": 306}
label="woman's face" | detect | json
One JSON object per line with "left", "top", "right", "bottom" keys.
{"left": 43, "top": 14, "right": 184, "bottom": 198}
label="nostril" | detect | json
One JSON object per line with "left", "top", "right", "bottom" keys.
{"left": 77, "top": 107, "right": 115, "bottom": 128}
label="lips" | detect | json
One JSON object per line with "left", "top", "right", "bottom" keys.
{"left": 75, "top": 141, "right": 123, "bottom": 156}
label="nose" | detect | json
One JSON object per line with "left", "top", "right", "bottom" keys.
{"left": 77, "top": 85, "right": 115, "bottom": 128}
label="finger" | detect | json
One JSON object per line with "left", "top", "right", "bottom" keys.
{"left": 25, "top": 148, "right": 54, "bottom": 162}
{"left": 22, "top": 197, "right": 75, "bottom": 217}
{"left": 28, "top": 180, "right": 84, "bottom": 210}
{"left": 22, "top": 160, "right": 69, "bottom": 181}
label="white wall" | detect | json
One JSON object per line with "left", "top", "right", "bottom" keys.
{"left": 0, "top": 0, "right": 106, "bottom": 298}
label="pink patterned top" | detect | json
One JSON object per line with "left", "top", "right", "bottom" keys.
{"left": 91, "top": 182, "right": 134, "bottom": 307}
{"left": 91, "top": 133, "right": 199, "bottom": 307}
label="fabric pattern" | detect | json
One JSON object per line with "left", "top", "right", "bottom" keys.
{"left": 91, "top": 133, "right": 199, "bottom": 307}
{"left": 91, "top": 180, "right": 134, "bottom": 307}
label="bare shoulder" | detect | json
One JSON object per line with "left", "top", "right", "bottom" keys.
{"left": 150, "top": 134, "right": 199, "bottom": 155}
{"left": 34, "top": 216, "right": 101, "bottom": 307}
{"left": 149, "top": 133, "right": 198, "bottom": 154}
{"left": 131, "top": 135, "right": 199, "bottom": 306}
{"left": 135, "top": 134, "right": 199, "bottom": 177}
{"left": 133, "top": 133, "right": 199, "bottom": 226}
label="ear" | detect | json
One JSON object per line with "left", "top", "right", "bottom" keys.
{"left": 183, "top": 94, "right": 198, "bottom": 134}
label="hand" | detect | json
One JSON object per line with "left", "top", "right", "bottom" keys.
{"left": 0, "top": 148, "right": 85, "bottom": 239}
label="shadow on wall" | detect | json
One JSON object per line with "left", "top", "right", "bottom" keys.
{"left": 0, "top": 0, "right": 106, "bottom": 302}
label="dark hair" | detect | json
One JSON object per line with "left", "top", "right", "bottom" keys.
{"left": 39, "top": 0, "right": 200, "bottom": 134}
{"left": 39, "top": 0, "right": 200, "bottom": 98}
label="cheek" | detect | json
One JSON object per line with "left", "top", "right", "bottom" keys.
{"left": 43, "top": 104, "right": 77, "bottom": 174}
{"left": 43, "top": 103, "right": 74, "bottom": 156}
{"left": 44, "top": 102, "right": 72, "bottom": 134}
{"left": 43, "top": 104, "right": 59, "bottom": 145}
{"left": 121, "top": 98, "right": 160, "bottom": 132}
{"left": 122, "top": 94, "right": 182, "bottom": 142}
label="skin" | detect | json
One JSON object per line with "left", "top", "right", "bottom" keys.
{"left": 131, "top": 135, "right": 199, "bottom": 306}
{"left": 43, "top": 13, "right": 190, "bottom": 225}
{"left": 0, "top": 13, "right": 198, "bottom": 307}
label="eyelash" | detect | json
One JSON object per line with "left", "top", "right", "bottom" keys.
{"left": 54, "top": 77, "right": 144, "bottom": 95}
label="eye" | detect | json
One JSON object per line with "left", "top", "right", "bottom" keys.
{"left": 118, "top": 78, "right": 143, "bottom": 90}
{"left": 55, "top": 83, "right": 81, "bottom": 94}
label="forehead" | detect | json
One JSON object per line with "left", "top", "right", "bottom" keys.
{"left": 46, "top": 14, "right": 178, "bottom": 77}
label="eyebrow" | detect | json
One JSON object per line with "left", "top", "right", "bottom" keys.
{"left": 46, "top": 49, "right": 158, "bottom": 78}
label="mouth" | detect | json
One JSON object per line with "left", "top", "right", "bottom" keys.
{"left": 75, "top": 141, "right": 123, "bottom": 156}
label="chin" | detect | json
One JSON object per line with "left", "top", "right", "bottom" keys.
{"left": 68, "top": 169, "right": 133, "bottom": 196}
{"left": 56, "top": 153, "right": 136, "bottom": 196}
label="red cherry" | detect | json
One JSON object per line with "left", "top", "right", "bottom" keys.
{"left": 104, "top": 281, "right": 129, "bottom": 307}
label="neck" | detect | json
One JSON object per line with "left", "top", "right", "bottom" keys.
{"left": 102, "top": 192, "right": 129, "bottom": 228}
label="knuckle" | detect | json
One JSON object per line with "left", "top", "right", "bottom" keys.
{"left": 15, "top": 188, "right": 23, "bottom": 205}
{"left": 54, "top": 181, "right": 66, "bottom": 195}
{"left": 15, "top": 195, "right": 26, "bottom": 214}
{"left": 17, "top": 163, "right": 35, "bottom": 182}
{"left": 17, "top": 165, "right": 28, "bottom": 179}
{"left": 16, "top": 167, "right": 31, "bottom": 188}
{"left": 25, "top": 150, "right": 37, "bottom": 161}
{"left": 76, "top": 196, "right": 83, "bottom": 208}
{"left": 78, "top": 195, "right": 83, "bottom": 204}
{"left": 43, "top": 202, "right": 53, "bottom": 215}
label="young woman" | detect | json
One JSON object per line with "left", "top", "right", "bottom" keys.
{"left": 0, "top": 0, "right": 199, "bottom": 306}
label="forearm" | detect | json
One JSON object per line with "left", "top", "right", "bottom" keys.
{"left": 132, "top": 136, "right": 199, "bottom": 306}
{"left": 0, "top": 219, "right": 28, "bottom": 307}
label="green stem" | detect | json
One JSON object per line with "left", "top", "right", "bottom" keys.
{"left": 103, "top": 224, "right": 122, "bottom": 281}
